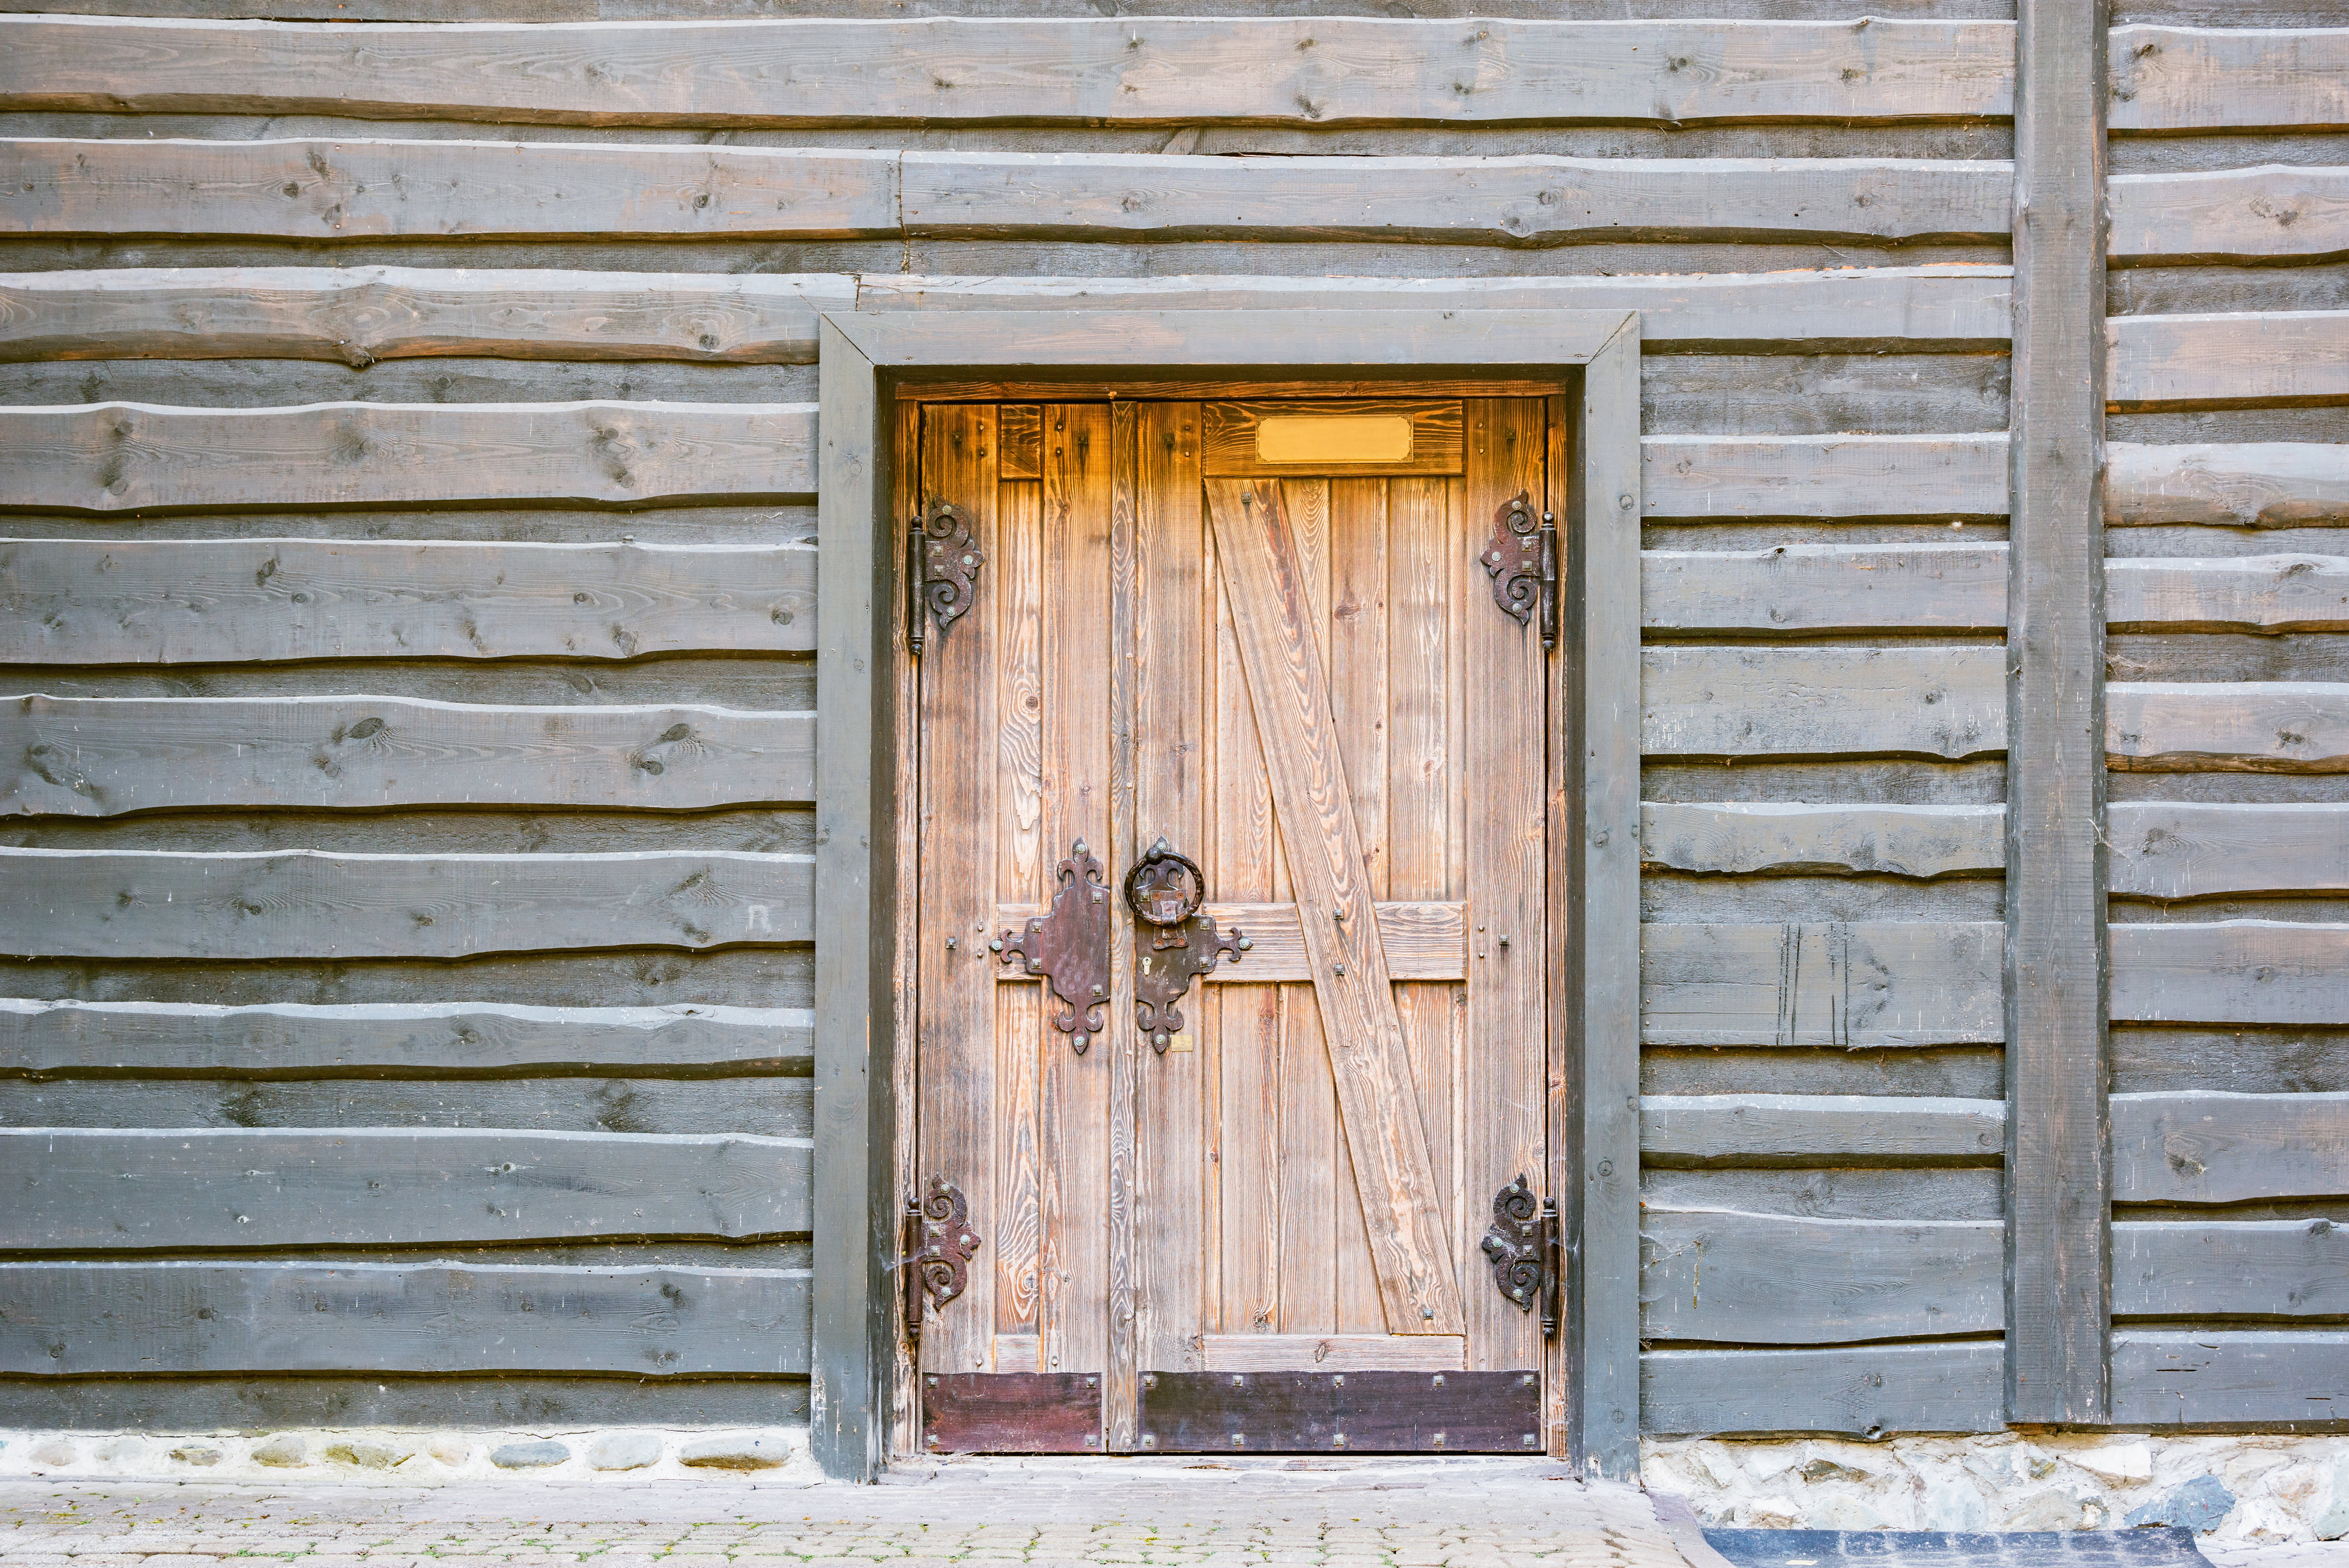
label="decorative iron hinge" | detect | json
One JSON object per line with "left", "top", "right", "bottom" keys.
{"left": 903, "top": 1175, "right": 983, "bottom": 1346}
{"left": 1479, "top": 1175, "right": 1562, "bottom": 1336}
{"left": 908, "top": 499, "right": 982, "bottom": 656}
{"left": 1125, "top": 837, "right": 1249, "bottom": 1054}
{"left": 994, "top": 839, "right": 1113, "bottom": 1054}
{"left": 1479, "top": 491, "right": 1557, "bottom": 652}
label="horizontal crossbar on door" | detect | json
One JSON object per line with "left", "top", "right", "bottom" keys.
{"left": 991, "top": 900, "right": 1469, "bottom": 982}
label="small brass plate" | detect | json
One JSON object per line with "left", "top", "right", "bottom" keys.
{"left": 1255, "top": 413, "right": 1414, "bottom": 465}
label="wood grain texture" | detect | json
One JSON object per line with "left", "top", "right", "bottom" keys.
{"left": 2110, "top": 26, "right": 2349, "bottom": 132}
{"left": 2107, "top": 681, "right": 2349, "bottom": 771}
{"left": 2111, "top": 1331, "right": 2349, "bottom": 1427}
{"left": 1196, "top": 1334, "right": 1466, "bottom": 1371}
{"left": 1642, "top": 434, "right": 2009, "bottom": 519}
{"left": 2107, "top": 555, "right": 2349, "bottom": 634}
{"left": 1642, "top": 922, "right": 2004, "bottom": 1048}
{"left": 0, "top": 17, "right": 2015, "bottom": 126}
{"left": 1642, "top": 1094, "right": 2007, "bottom": 1166}
{"left": 2110, "top": 802, "right": 2349, "bottom": 898}
{"left": 2114, "top": 1220, "right": 2349, "bottom": 1318}
{"left": 0, "top": 847, "right": 812, "bottom": 959}
{"left": 1641, "top": 803, "right": 2003, "bottom": 879}
{"left": 0, "top": 997, "right": 811, "bottom": 1075}
{"left": 0, "top": 696, "right": 813, "bottom": 815}
{"left": 0, "top": 400, "right": 816, "bottom": 512}
{"left": 1644, "top": 544, "right": 2007, "bottom": 634}
{"left": 2110, "top": 166, "right": 2349, "bottom": 261}
{"left": 1643, "top": 647, "right": 2006, "bottom": 760}
{"left": 0, "top": 538, "right": 816, "bottom": 663}
{"left": 2108, "top": 443, "right": 2349, "bottom": 528}
{"left": 2113, "top": 1090, "right": 2349, "bottom": 1204}
{"left": 1642, "top": 1342, "right": 2004, "bottom": 1435}
{"left": 0, "top": 1127, "right": 812, "bottom": 1249}
{"left": 0, "top": 1260, "right": 810, "bottom": 1377}
{"left": 1643, "top": 1209, "right": 2001, "bottom": 1344}
{"left": 0, "top": 266, "right": 849, "bottom": 365}
{"left": 2111, "top": 923, "right": 2349, "bottom": 1027}
{"left": 1200, "top": 399, "right": 1462, "bottom": 479}
{"left": 1003, "top": 900, "right": 1467, "bottom": 982}
{"left": 2109, "top": 312, "right": 2349, "bottom": 411}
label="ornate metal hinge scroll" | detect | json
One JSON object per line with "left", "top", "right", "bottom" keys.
{"left": 907, "top": 499, "right": 983, "bottom": 656}
{"left": 1125, "top": 838, "right": 1249, "bottom": 1055}
{"left": 903, "top": 1176, "right": 982, "bottom": 1346}
{"left": 1479, "top": 491, "right": 1558, "bottom": 652}
{"left": 994, "top": 840, "right": 1113, "bottom": 1054}
{"left": 1479, "top": 1175, "right": 1562, "bottom": 1337}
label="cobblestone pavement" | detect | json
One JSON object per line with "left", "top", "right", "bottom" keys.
{"left": 0, "top": 1459, "right": 1703, "bottom": 1568}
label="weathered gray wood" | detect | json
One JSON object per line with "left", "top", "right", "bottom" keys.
{"left": 0, "top": 997, "right": 811, "bottom": 1075}
{"left": 2111, "top": 923, "right": 2349, "bottom": 1027}
{"left": 2111, "top": 1331, "right": 2349, "bottom": 1427}
{"left": 1641, "top": 922, "right": 2005, "bottom": 1047}
{"left": 0, "top": 400, "right": 816, "bottom": 513}
{"left": 2110, "top": 166, "right": 2349, "bottom": 261}
{"left": 1644, "top": 545, "right": 2007, "bottom": 634}
{"left": 1644, "top": 647, "right": 2006, "bottom": 760}
{"left": 0, "top": 848, "right": 813, "bottom": 959}
{"left": 2113, "top": 1025, "right": 2349, "bottom": 1096}
{"left": 2109, "top": 26, "right": 2349, "bottom": 133}
{"left": 2114, "top": 1220, "right": 2349, "bottom": 1318}
{"left": 2108, "top": 681, "right": 2349, "bottom": 771}
{"left": 0, "top": 696, "right": 813, "bottom": 815}
{"left": 0, "top": 266, "right": 848, "bottom": 365}
{"left": 0, "top": 1260, "right": 811, "bottom": 1377}
{"left": 1642, "top": 1343, "right": 2004, "bottom": 1435}
{"left": 1643, "top": 1208, "right": 2002, "bottom": 1343}
{"left": 1643, "top": 434, "right": 2009, "bottom": 519}
{"left": 2109, "top": 312, "right": 2349, "bottom": 411}
{"left": 1641, "top": 802, "right": 2003, "bottom": 878}
{"left": 0, "top": 538, "right": 816, "bottom": 663}
{"left": 1641, "top": 1094, "right": 2007, "bottom": 1165}
{"left": 0, "top": 1127, "right": 812, "bottom": 1248}
{"left": 2110, "top": 802, "right": 2349, "bottom": 898}
{"left": 2107, "top": 555, "right": 2349, "bottom": 633}
{"left": 0, "top": 17, "right": 2015, "bottom": 125}
{"left": 2113, "top": 1090, "right": 2349, "bottom": 1203}
{"left": 2108, "top": 443, "right": 2349, "bottom": 528}
{"left": 1643, "top": 1167, "right": 2006, "bottom": 1221}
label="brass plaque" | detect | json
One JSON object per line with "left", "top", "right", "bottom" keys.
{"left": 1255, "top": 413, "right": 1414, "bottom": 465}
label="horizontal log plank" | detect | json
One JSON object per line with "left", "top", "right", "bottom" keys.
{"left": 2111, "top": 1332, "right": 2349, "bottom": 1428}
{"left": 2107, "top": 443, "right": 2349, "bottom": 528}
{"left": 1641, "top": 922, "right": 2005, "bottom": 1048}
{"left": 995, "top": 900, "right": 1465, "bottom": 984}
{"left": 1642, "top": 1343, "right": 2003, "bottom": 1435}
{"left": 1196, "top": 1335, "right": 1466, "bottom": 1371}
{"left": 0, "top": 539, "right": 817, "bottom": 662}
{"left": 0, "top": 997, "right": 812, "bottom": 1075}
{"left": 0, "top": 266, "right": 849, "bottom": 365}
{"left": 1644, "top": 544, "right": 2006, "bottom": 632}
{"left": 0, "top": 1127, "right": 812, "bottom": 1249}
{"left": 2111, "top": 923, "right": 2349, "bottom": 1027}
{"left": 2108, "top": 681, "right": 2349, "bottom": 772}
{"left": 2107, "top": 555, "right": 2349, "bottom": 634}
{"left": 2110, "top": 802, "right": 2349, "bottom": 898}
{"left": 2109, "top": 312, "right": 2349, "bottom": 411}
{"left": 1642, "top": 1208, "right": 2002, "bottom": 1343}
{"left": 0, "top": 401, "right": 816, "bottom": 513}
{"left": 1644, "top": 647, "right": 2006, "bottom": 760}
{"left": 0, "top": 17, "right": 2015, "bottom": 126}
{"left": 2109, "top": 26, "right": 2349, "bottom": 133}
{"left": 1641, "top": 803, "right": 2004, "bottom": 878}
{"left": 0, "top": 1260, "right": 810, "bottom": 1377}
{"left": 1644, "top": 434, "right": 2008, "bottom": 519}
{"left": 2110, "top": 166, "right": 2349, "bottom": 262}
{"left": 2114, "top": 1220, "right": 2349, "bottom": 1319}
{"left": 1641, "top": 1095, "right": 2007, "bottom": 1164}
{"left": 0, "top": 848, "right": 813, "bottom": 960}
{"left": 0, "top": 696, "right": 813, "bottom": 816}
{"left": 2113, "top": 1091, "right": 2349, "bottom": 1204}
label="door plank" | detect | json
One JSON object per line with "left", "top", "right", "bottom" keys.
{"left": 1106, "top": 399, "right": 1142, "bottom": 1449}
{"left": 1205, "top": 476, "right": 1466, "bottom": 1336}
{"left": 1198, "top": 1334, "right": 1466, "bottom": 1372}
{"left": 993, "top": 471, "right": 1046, "bottom": 1346}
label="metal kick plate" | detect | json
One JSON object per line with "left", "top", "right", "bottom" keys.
{"left": 923, "top": 1372, "right": 1103, "bottom": 1454}
{"left": 1136, "top": 1370, "right": 1541, "bottom": 1454}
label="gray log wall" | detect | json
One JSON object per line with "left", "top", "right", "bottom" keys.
{"left": 0, "top": 0, "right": 2340, "bottom": 1442}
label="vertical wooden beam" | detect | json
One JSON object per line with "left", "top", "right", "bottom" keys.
{"left": 2006, "top": 0, "right": 2111, "bottom": 1428}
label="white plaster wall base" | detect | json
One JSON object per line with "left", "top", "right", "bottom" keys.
{"left": 0, "top": 1427, "right": 819, "bottom": 1486}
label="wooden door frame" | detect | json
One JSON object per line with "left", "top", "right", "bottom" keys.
{"left": 812, "top": 309, "right": 1643, "bottom": 1482}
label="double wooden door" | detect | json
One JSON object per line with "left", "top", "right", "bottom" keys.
{"left": 906, "top": 391, "right": 1560, "bottom": 1454}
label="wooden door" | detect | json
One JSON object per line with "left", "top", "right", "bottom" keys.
{"left": 908, "top": 393, "right": 1558, "bottom": 1455}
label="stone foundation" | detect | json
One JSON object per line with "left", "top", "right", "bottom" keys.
{"left": 0, "top": 1426, "right": 817, "bottom": 1485}
{"left": 1644, "top": 1434, "right": 2349, "bottom": 1543}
